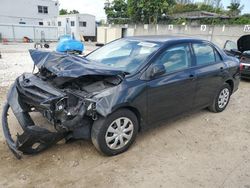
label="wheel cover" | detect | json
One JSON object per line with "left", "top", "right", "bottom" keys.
{"left": 105, "top": 117, "right": 134, "bottom": 150}
{"left": 218, "top": 88, "right": 230, "bottom": 109}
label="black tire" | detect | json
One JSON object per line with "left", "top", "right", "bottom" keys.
{"left": 208, "top": 83, "right": 232, "bottom": 113}
{"left": 44, "top": 44, "right": 50, "bottom": 48}
{"left": 91, "top": 109, "right": 139, "bottom": 156}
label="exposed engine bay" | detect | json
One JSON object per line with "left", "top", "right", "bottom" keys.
{"left": 2, "top": 50, "right": 124, "bottom": 159}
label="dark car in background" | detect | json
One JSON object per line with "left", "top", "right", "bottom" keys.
{"left": 2, "top": 36, "right": 240, "bottom": 159}
{"left": 224, "top": 35, "right": 250, "bottom": 79}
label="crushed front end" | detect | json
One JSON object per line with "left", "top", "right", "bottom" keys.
{"left": 2, "top": 50, "right": 123, "bottom": 159}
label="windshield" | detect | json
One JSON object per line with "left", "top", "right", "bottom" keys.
{"left": 86, "top": 39, "right": 161, "bottom": 73}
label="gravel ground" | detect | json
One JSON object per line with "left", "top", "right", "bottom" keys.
{"left": 0, "top": 43, "right": 250, "bottom": 188}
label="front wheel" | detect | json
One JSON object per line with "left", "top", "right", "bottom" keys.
{"left": 91, "top": 109, "right": 138, "bottom": 156}
{"left": 208, "top": 83, "right": 231, "bottom": 113}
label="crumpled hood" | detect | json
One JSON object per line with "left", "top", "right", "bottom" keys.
{"left": 29, "top": 49, "right": 125, "bottom": 78}
{"left": 237, "top": 35, "right": 250, "bottom": 52}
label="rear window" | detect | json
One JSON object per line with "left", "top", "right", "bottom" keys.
{"left": 193, "top": 43, "right": 217, "bottom": 65}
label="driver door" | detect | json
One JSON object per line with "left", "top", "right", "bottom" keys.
{"left": 146, "top": 43, "right": 197, "bottom": 125}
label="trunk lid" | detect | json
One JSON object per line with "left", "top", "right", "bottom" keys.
{"left": 237, "top": 35, "right": 250, "bottom": 53}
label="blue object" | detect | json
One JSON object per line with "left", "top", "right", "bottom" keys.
{"left": 56, "top": 35, "right": 84, "bottom": 54}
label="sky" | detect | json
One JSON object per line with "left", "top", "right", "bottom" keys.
{"left": 59, "top": 0, "right": 250, "bottom": 21}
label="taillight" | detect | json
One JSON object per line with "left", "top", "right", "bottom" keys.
{"left": 240, "top": 63, "right": 244, "bottom": 71}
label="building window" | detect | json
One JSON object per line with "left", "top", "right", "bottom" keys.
{"left": 47, "top": 22, "right": 50, "bottom": 26}
{"left": 38, "top": 6, "right": 43, "bottom": 13}
{"left": 43, "top": 6, "right": 48, "bottom": 13}
{"left": 79, "top": 21, "right": 87, "bottom": 27}
{"left": 19, "top": 22, "right": 26, "bottom": 24}
{"left": 71, "top": 21, "right": 75, "bottom": 27}
{"left": 38, "top": 6, "right": 48, "bottom": 14}
{"left": 39, "top": 22, "right": 43, "bottom": 26}
{"left": 58, "top": 21, "right": 61, "bottom": 26}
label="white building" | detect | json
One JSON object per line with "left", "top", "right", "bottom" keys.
{"left": 0, "top": 0, "right": 96, "bottom": 42}
{"left": 56, "top": 14, "right": 96, "bottom": 41}
{"left": 0, "top": 0, "right": 59, "bottom": 26}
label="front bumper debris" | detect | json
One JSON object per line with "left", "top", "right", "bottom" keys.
{"left": 2, "top": 102, "right": 66, "bottom": 159}
{"left": 2, "top": 74, "right": 91, "bottom": 159}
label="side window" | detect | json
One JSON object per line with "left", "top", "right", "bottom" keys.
{"left": 224, "top": 40, "right": 237, "bottom": 52}
{"left": 154, "top": 44, "right": 191, "bottom": 73}
{"left": 193, "top": 43, "right": 216, "bottom": 65}
{"left": 214, "top": 49, "right": 222, "bottom": 62}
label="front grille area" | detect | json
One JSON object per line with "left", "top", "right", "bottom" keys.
{"left": 16, "top": 73, "right": 66, "bottom": 108}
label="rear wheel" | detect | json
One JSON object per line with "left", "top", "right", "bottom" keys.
{"left": 91, "top": 109, "right": 138, "bottom": 156}
{"left": 208, "top": 83, "right": 231, "bottom": 113}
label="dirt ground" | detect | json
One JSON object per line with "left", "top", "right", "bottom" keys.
{"left": 0, "top": 43, "right": 250, "bottom": 188}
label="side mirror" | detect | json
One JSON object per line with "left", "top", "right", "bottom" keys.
{"left": 150, "top": 64, "right": 166, "bottom": 78}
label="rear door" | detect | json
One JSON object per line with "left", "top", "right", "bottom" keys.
{"left": 192, "top": 42, "right": 226, "bottom": 109}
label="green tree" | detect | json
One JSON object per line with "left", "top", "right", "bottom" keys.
{"left": 170, "top": 1, "right": 224, "bottom": 15}
{"left": 69, "top": 10, "right": 80, "bottom": 14}
{"left": 104, "top": 0, "right": 128, "bottom": 24}
{"left": 59, "top": 9, "right": 79, "bottom": 15}
{"left": 59, "top": 9, "right": 68, "bottom": 15}
{"left": 199, "top": 4, "right": 215, "bottom": 12}
{"left": 171, "top": 3, "right": 198, "bottom": 13}
{"left": 127, "top": 0, "right": 176, "bottom": 24}
{"left": 227, "top": 0, "right": 244, "bottom": 16}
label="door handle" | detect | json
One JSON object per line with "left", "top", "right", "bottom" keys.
{"left": 189, "top": 74, "right": 196, "bottom": 81}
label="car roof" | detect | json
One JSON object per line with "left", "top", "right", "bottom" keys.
{"left": 125, "top": 35, "right": 205, "bottom": 44}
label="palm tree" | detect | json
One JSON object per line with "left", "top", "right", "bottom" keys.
{"left": 227, "top": 0, "right": 244, "bottom": 17}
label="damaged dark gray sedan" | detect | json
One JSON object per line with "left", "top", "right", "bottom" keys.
{"left": 2, "top": 36, "right": 240, "bottom": 159}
